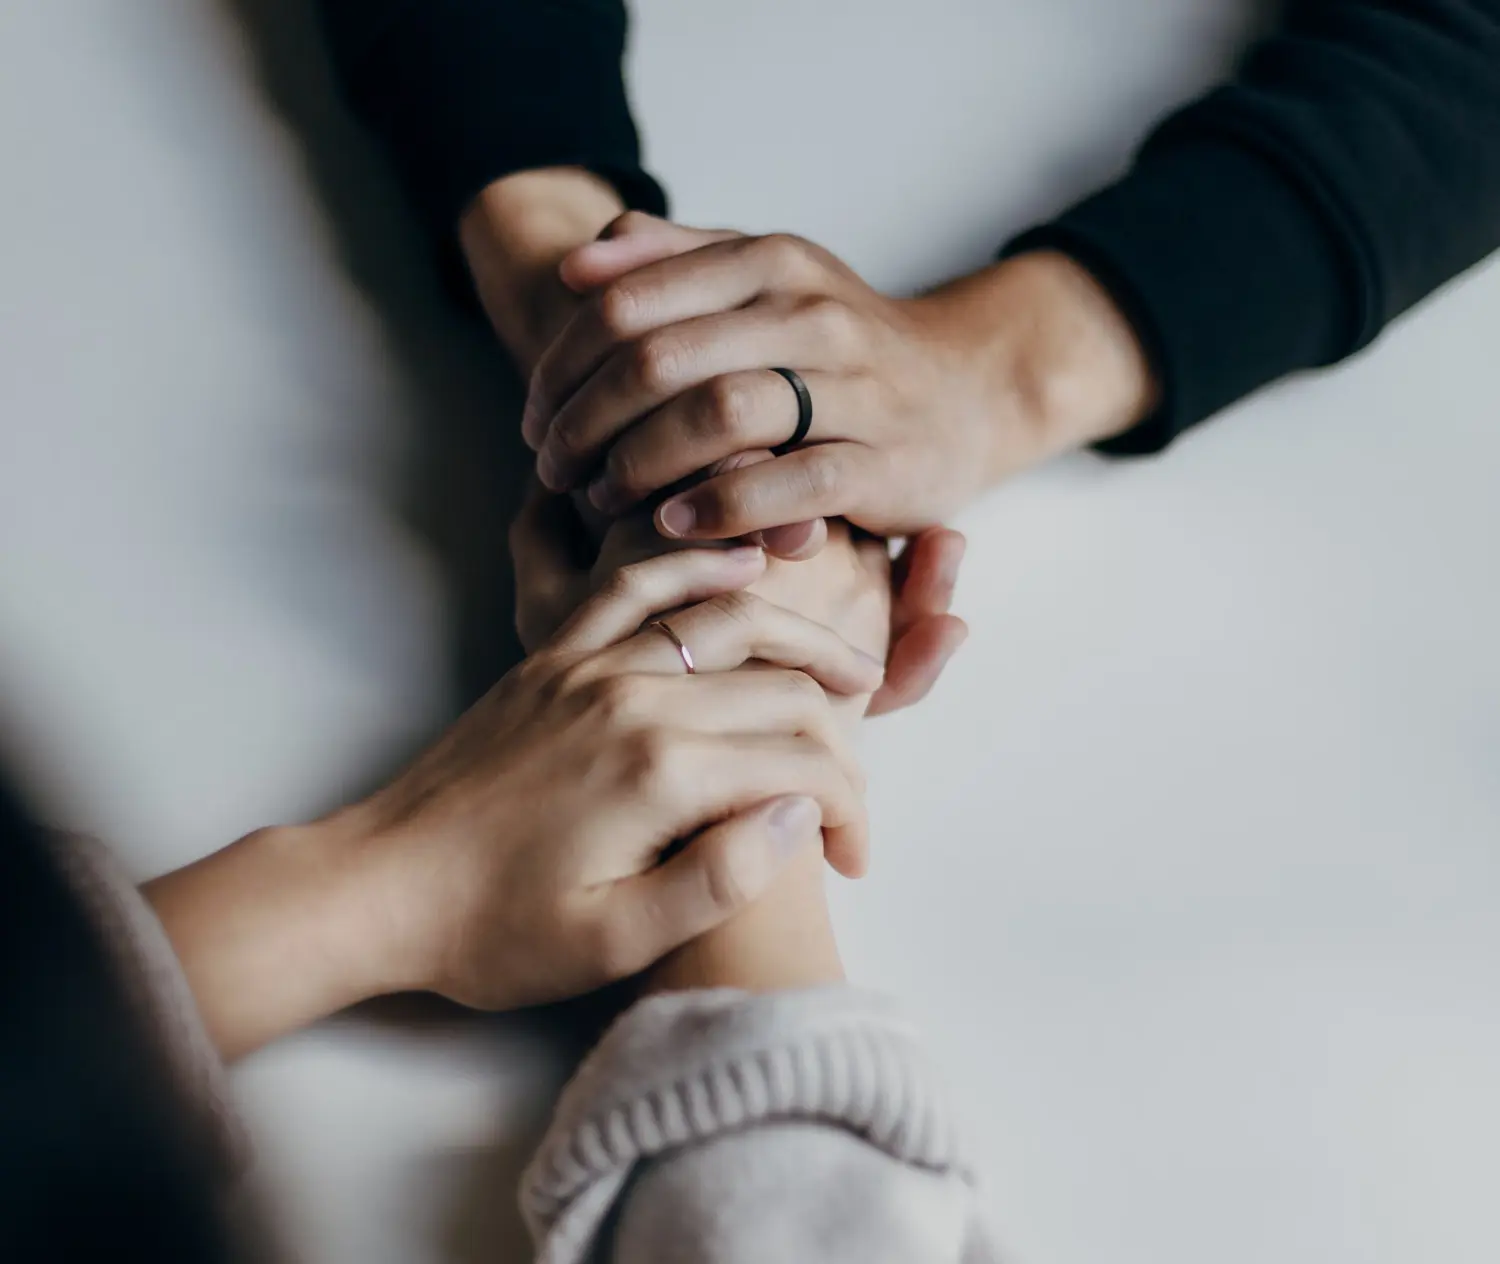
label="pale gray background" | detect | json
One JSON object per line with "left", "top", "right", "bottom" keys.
{"left": 2, "top": 2, "right": 1497, "bottom": 1261}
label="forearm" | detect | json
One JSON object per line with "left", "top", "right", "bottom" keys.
{"left": 642, "top": 847, "right": 844, "bottom": 993}
{"left": 142, "top": 817, "right": 405, "bottom": 1061}
{"left": 460, "top": 168, "right": 627, "bottom": 376}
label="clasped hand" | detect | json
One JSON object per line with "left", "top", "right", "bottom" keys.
{"left": 339, "top": 543, "right": 879, "bottom": 1013}
{"left": 513, "top": 213, "right": 982, "bottom": 714}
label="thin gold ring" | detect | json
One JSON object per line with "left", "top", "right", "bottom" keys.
{"left": 647, "top": 619, "right": 695, "bottom": 674}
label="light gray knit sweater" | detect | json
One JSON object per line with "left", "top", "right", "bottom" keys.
{"left": 64, "top": 834, "right": 997, "bottom": 1262}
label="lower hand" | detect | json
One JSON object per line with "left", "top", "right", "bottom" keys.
{"left": 355, "top": 544, "right": 883, "bottom": 1013}
{"left": 148, "top": 547, "right": 880, "bottom": 1055}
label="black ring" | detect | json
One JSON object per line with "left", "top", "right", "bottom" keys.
{"left": 768, "top": 367, "right": 813, "bottom": 455}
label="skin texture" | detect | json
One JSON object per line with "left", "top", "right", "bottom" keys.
{"left": 460, "top": 173, "right": 967, "bottom": 715}
{"left": 508, "top": 485, "right": 895, "bottom": 997}
{"left": 146, "top": 549, "right": 880, "bottom": 1060}
{"left": 525, "top": 215, "right": 1159, "bottom": 543}
{"left": 138, "top": 171, "right": 1162, "bottom": 1057}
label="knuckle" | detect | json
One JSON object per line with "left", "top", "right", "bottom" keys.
{"left": 606, "top": 442, "right": 648, "bottom": 496}
{"left": 598, "top": 559, "right": 646, "bottom": 604}
{"left": 547, "top": 415, "right": 587, "bottom": 460}
{"left": 609, "top": 209, "right": 658, "bottom": 239}
{"left": 803, "top": 296, "right": 861, "bottom": 357}
{"left": 758, "top": 232, "right": 817, "bottom": 283}
{"left": 704, "top": 588, "right": 759, "bottom": 629}
{"left": 588, "top": 673, "right": 649, "bottom": 725}
{"left": 630, "top": 334, "right": 685, "bottom": 394}
{"left": 696, "top": 374, "right": 756, "bottom": 440}
{"left": 798, "top": 447, "right": 846, "bottom": 501}
{"left": 623, "top": 728, "right": 684, "bottom": 800}
{"left": 551, "top": 657, "right": 599, "bottom": 701}
{"left": 595, "top": 282, "right": 642, "bottom": 339}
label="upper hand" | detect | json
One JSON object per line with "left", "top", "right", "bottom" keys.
{"left": 522, "top": 215, "right": 1004, "bottom": 542}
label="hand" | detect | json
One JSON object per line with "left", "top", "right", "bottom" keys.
{"left": 460, "top": 176, "right": 723, "bottom": 377}
{"left": 523, "top": 214, "right": 1156, "bottom": 541}
{"left": 357, "top": 544, "right": 884, "bottom": 1010}
{"left": 510, "top": 480, "right": 967, "bottom": 714}
{"left": 147, "top": 547, "right": 881, "bottom": 1056}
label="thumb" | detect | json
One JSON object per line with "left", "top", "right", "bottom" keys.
{"left": 561, "top": 215, "right": 742, "bottom": 292}
{"left": 607, "top": 796, "right": 820, "bottom": 964}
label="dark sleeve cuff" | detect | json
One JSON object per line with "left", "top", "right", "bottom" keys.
{"left": 1005, "top": 136, "right": 1357, "bottom": 455}
{"left": 333, "top": 0, "right": 666, "bottom": 238}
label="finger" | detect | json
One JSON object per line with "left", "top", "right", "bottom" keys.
{"left": 590, "top": 506, "right": 697, "bottom": 577}
{"left": 530, "top": 237, "right": 788, "bottom": 447}
{"left": 618, "top": 668, "right": 863, "bottom": 792}
{"left": 896, "top": 529, "right": 967, "bottom": 623}
{"left": 866, "top": 614, "right": 968, "bottom": 718}
{"left": 560, "top": 217, "right": 742, "bottom": 292}
{"left": 528, "top": 234, "right": 833, "bottom": 448}
{"left": 583, "top": 367, "right": 850, "bottom": 514}
{"left": 538, "top": 300, "right": 853, "bottom": 491}
{"left": 551, "top": 546, "right": 767, "bottom": 653}
{"left": 589, "top": 588, "right": 884, "bottom": 697}
{"left": 603, "top": 795, "right": 821, "bottom": 969}
{"left": 655, "top": 442, "right": 882, "bottom": 541}
{"left": 698, "top": 449, "right": 829, "bottom": 560}
{"left": 651, "top": 732, "right": 868, "bottom": 878}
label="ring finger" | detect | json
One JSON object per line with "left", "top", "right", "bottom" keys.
{"left": 586, "top": 368, "right": 856, "bottom": 514}
{"left": 589, "top": 589, "right": 884, "bottom": 696}
{"left": 538, "top": 298, "right": 857, "bottom": 491}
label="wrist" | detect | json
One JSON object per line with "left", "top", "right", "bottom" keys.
{"left": 144, "top": 816, "right": 404, "bottom": 1060}
{"left": 641, "top": 847, "right": 845, "bottom": 995}
{"left": 915, "top": 250, "right": 1159, "bottom": 482}
{"left": 459, "top": 167, "right": 626, "bottom": 375}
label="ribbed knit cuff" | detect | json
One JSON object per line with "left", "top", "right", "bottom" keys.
{"left": 1006, "top": 133, "right": 1357, "bottom": 455}
{"left": 522, "top": 986, "right": 975, "bottom": 1261}
{"left": 49, "top": 833, "right": 247, "bottom": 1181}
{"left": 332, "top": 0, "right": 667, "bottom": 236}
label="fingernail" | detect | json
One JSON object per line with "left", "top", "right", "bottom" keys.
{"left": 763, "top": 520, "right": 816, "bottom": 557}
{"left": 536, "top": 448, "right": 562, "bottom": 491}
{"left": 768, "top": 796, "right": 819, "bottom": 855}
{"left": 658, "top": 497, "right": 697, "bottom": 538}
{"left": 723, "top": 545, "right": 765, "bottom": 565}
